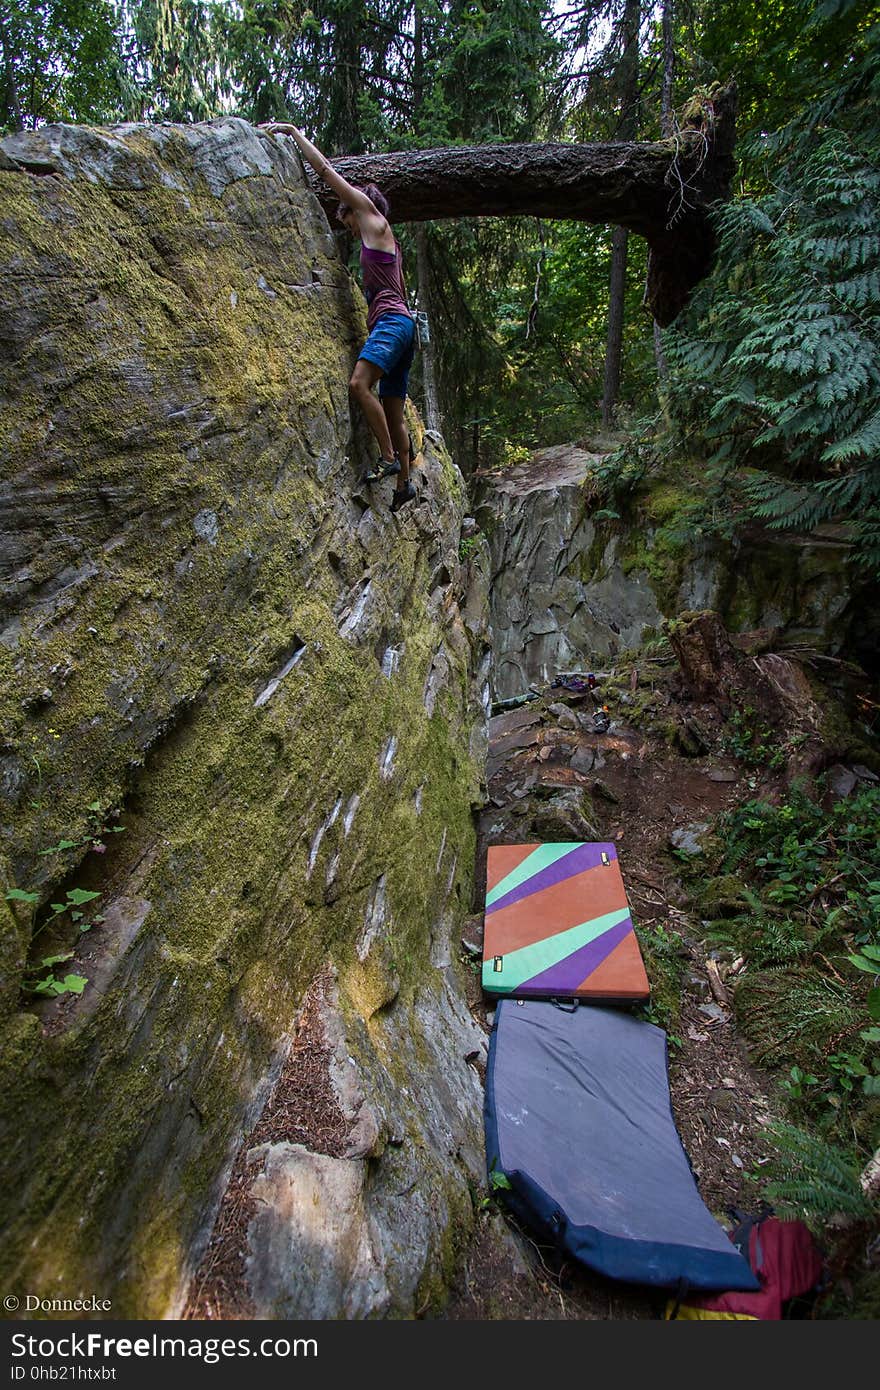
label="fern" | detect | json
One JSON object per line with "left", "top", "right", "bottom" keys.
{"left": 664, "top": 29, "right": 880, "bottom": 576}
{"left": 822, "top": 408, "right": 880, "bottom": 462}
{"left": 745, "top": 475, "right": 828, "bottom": 530}
{"left": 762, "top": 1121, "right": 874, "bottom": 1222}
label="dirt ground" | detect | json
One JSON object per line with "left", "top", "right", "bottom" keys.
{"left": 442, "top": 664, "right": 786, "bottom": 1320}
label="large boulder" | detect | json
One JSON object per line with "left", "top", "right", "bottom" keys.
{"left": 0, "top": 120, "right": 488, "bottom": 1317}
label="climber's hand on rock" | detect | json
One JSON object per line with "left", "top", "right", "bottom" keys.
{"left": 260, "top": 122, "right": 299, "bottom": 138}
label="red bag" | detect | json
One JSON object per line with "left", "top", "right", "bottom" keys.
{"left": 668, "top": 1212, "right": 825, "bottom": 1320}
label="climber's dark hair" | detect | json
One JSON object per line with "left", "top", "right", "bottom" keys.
{"left": 337, "top": 183, "right": 389, "bottom": 222}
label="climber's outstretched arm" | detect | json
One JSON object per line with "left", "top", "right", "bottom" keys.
{"left": 260, "top": 123, "right": 379, "bottom": 217}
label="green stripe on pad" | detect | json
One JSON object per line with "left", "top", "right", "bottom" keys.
{"left": 482, "top": 906, "right": 632, "bottom": 994}
{"left": 486, "top": 843, "right": 582, "bottom": 909}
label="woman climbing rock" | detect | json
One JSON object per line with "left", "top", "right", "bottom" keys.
{"left": 260, "top": 122, "right": 417, "bottom": 513}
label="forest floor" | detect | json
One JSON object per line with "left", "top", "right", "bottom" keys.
{"left": 441, "top": 658, "right": 797, "bottom": 1321}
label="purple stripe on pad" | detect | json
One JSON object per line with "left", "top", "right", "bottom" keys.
{"left": 486, "top": 842, "right": 618, "bottom": 916}
{"left": 517, "top": 916, "right": 632, "bottom": 995}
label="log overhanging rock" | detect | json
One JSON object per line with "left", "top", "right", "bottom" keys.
{"left": 300, "top": 83, "right": 737, "bottom": 326}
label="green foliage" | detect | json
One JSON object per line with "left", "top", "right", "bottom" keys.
{"left": 848, "top": 942, "right": 880, "bottom": 1023}
{"left": 219, "top": 1, "right": 308, "bottom": 126}
{"left": 720, "top": 705, "right": 786, "bottom": 769}
{"left": 585, "top": 416, "right": 664, "bottom": 510}
{"left": 21, "top": 954, "right": 88, "bottom": 997}
{"left": 431, "top": 0, "right": 557, "bottom": 145}
{"left": 5, "top": 888, "right": 39, "bottom": 905}
{"left": 419, "top": 217, "right": 625, "bottom": 470}
{"left": 0, "top": 0, "right": 127, "bottom": 130}
{"left": 700, "top": 781, "right": 880, "bottom": 1142}
{"left": 759, "top": 1120, "right": 874, "bottom": 1223}
{"left": 720, "top": 783, "right": 880, "bottom": 945}
{"left": 712, "top": 912, "right": 816, "bottom": 970}
{"left": 695, "top": 0, "right": 875, "bottom": 145}
{"left": 38, "top": 801, "right": 126, "bottom": 857}
{"left": 664, "top": 4, "right": 880, "bottom": 575}
{"left": 5, "top": 804, "right": 123, "bottom": 1002}
{"left": 634, "top": 921, "right": 685, "bottom": 1044}
{"left": 458, "top": 534, "right": 478, "bottom": 562}
{"left": 782, "top": 1064, "right": 819, "bottom": 1099}
{"left": 479, "top": 1162, "right": 513, "bottom": 1209}
{"left": 122, "top": 0, "right": 233, "bottom": 121}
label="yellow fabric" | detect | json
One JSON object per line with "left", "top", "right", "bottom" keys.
{"left": 665, "top": 1301, "right": 757, "bottom": 1320}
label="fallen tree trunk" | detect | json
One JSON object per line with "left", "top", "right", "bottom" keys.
{"left": 303, "top": 83, "right": 736, "bottom": 325}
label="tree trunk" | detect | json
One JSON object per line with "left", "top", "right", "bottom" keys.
{"left": 299, "top": 82, "right": 736, "bottom": 326}
{"left": 0, "top": 14, "right": 23, "bottom": 133}
{"left": 655, "top": 0, "right": 676, "bottom": 385}
{"left": 601, "top": 0, "right": 641, "bottom": 425}
{"left": 411, "top": 3, "right": 441, "bottom": 433}
{"left": 660, "top": 0, "right": 676, "bottom": 139}
{"left": 654, "top": 317, "right": 669, "bottom": 388}
{"left": 325, "top": 8, "right": 365, "bottom": 154}
{"left": 415, "top": 224, "right": 442, "bottom": 432}
{"left": 602, "top": 224, "right": 629, "bottom": 425}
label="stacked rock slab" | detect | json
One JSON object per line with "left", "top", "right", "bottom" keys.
{"left": 483, "top": 444, "right": 857, "bottom": 702}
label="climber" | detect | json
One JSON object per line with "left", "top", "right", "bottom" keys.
{"left": 260, "top": 121, "right": 417, "bottom": 514}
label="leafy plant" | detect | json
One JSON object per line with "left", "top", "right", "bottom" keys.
{"left": 759, "top": 1121, "right": 874, "bottom": 1223}
{"left": 720, "top": 705, "right": 786, "bottom": 768}
{"left": 478, "top": 1164, "right": 514, "bottom": 1211}
{"left": 664, "top": 17, "right": 880, "bottom": 577}
{"left": 634, "top": 923, "right": 685, "bottom": 1043}
{"left": 21, "top": 954, "right": 87, "bottom": 998}
{"left": 720, "top": 784, "right": 880, "bottom": 949}
{"left": 697, "top": 779, "right": 880, "bottom": 1151}
{"left": 5, "top": 803, "right": 124, "bottom": 1003}
{"left": 782, "top": 1064, "right": 820, "bottom": 1099}
{"left": 38, "top": 800, "right": 125, "bottom": 858}
{"left": 458, "top": 535, "right": 479, "bottom": 562}
{"left": 848, "top": 941, "right": 880, "bottom": 1021}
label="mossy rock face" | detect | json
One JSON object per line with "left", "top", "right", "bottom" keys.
{"left": 484, "top": 452, "right": 859, "bottom": 705}
{"left": 695, "top": 874, "right": 753, "bottom": 918}
{"left": 485, "top": 473, "right": 663, "bottom": 700}
{"left": 221, "top": 965, "right": 486, "bottom": 1319}
{"left": 0, "top": 121, "right": 489, "bottom": 1316}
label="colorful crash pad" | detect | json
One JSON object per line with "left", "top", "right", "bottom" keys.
{"left": 482, "top": 841, "right": 649, "bottom": 1001}
{"left": 485, "top": 1000, "right": 761, "bottom": 1292}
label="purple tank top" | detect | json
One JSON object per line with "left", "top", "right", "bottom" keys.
{"left": 360, "top": 240, "right": 412, "bottom": 331}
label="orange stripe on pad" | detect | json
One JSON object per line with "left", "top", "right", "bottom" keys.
{"left": 484, "top": 859, "right": 628, "bottom": 957}
{"left": 575, "top": 932, "right": 649, "bottom": 999}
{"left": 485, "top": 843, "right": 540, "bottom": 894}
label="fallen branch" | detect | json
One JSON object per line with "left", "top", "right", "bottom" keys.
{"left": 705, "top": 958, "right": 731, "bottom": 1007}
{"left": 860, "top": 1148, "right": 880, "bottom": 1202}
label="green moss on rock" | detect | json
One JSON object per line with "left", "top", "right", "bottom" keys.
{"left": 0, "top": 123, "right": 485, "bottom": 1317}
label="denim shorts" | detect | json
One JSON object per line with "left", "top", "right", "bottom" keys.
{"left": 359, "top": 313, "right": 416, "bottom": 399}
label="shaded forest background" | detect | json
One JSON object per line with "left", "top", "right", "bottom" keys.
{"left": 2, "top": 0, "right": 878, "bottom": 578}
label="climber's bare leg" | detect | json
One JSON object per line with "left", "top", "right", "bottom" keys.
{"left": 350, "top": 359, "right": 395, "bottom": 463}
{"left": 381, "top": 395, "right": 410, "bottom": 484}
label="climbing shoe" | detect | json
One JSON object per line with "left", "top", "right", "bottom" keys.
{"left": 361, "top": 455, "right": 400, "bottom": 484}
{"left": 390, "top": 480, "right": 417, "bottom": 513}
